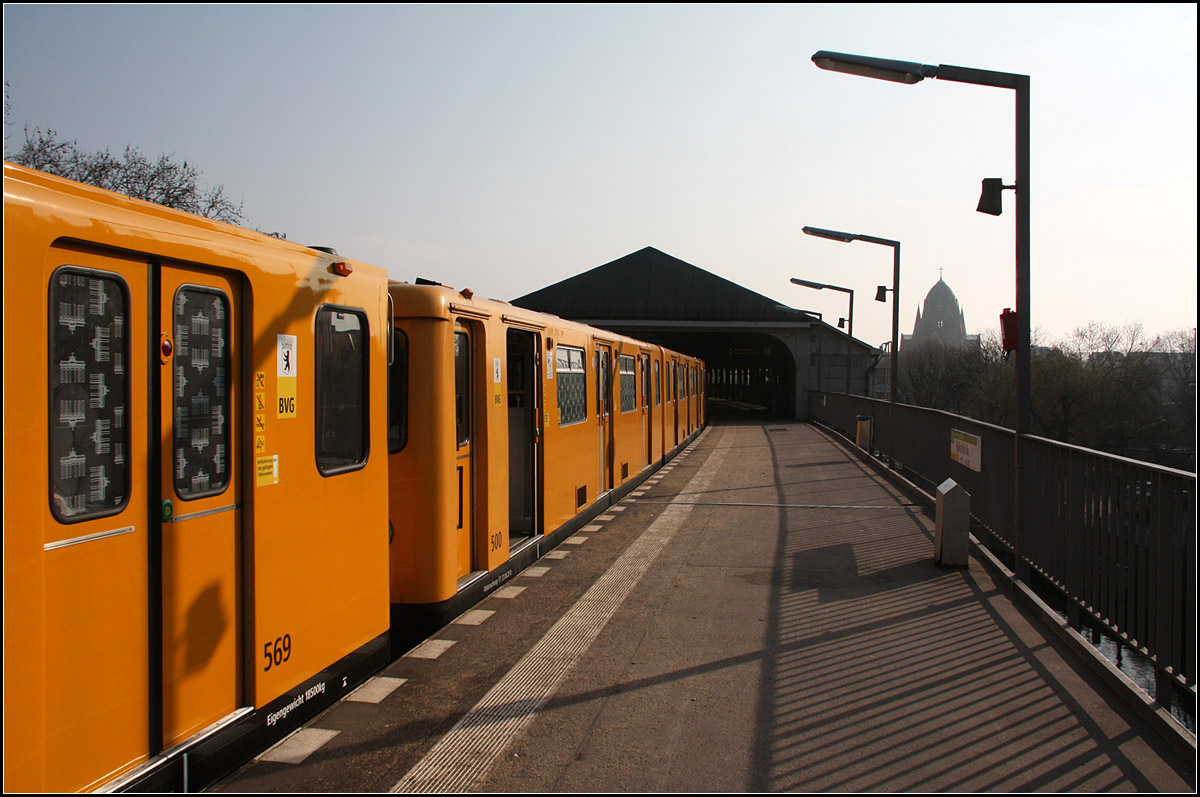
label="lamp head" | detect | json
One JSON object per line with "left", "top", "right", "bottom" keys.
{"left": 811, "top": 51, "right": 936, "bottom": 84}
{"left": 977, "top": 177, "right": 1006, "bottom": 216}
{"left": 875, "top": 285, "right": 889, "bottom": 303}
{"left": 803, "top": 225, "right": 858, "bottom": 243}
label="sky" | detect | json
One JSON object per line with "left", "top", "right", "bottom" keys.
{"left": 4, "top": 4, "right": 1196, "bottom": 350}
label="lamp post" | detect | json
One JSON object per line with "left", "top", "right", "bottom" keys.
{"left": 811, "top": 49, "right": 1032, "bottom": 579}
{"left": 810, "top": 50, "right": 1031, "bottom": 436}
{"left": 791, "top": 277, "right": 855, "bottom": 394}
{"left": 801, "top": 226, "right": 900, "bottom": 405}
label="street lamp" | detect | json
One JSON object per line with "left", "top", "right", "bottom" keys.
{"left": 791, "top": 277, "right": 855, "bottom": 394}
{"left": 810, "top": 49, "right": 1031, "bottom": 436}
{"left": 812, "top": 49, "right": 1032, "bottom": 578}
{"left": 801, "top": 226, "right": 900, "bottom": 406}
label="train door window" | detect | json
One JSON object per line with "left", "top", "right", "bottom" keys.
{"left": 641, "top": 355, "right": 651, "bottom": 408}
{"left": 48, "top": 266, "right": 131, "bottom": 522}
{"left": 454, "top": 329, "right": 470, "bottom": 447}
{"left": 556, "top": 345, "right": 586, "bottom": 425}
{"left": 315, "top": 306, "right": 368, "bottom": 474}
{"left": 388, "top": 328, "right": 409, "bottom": 454}
{"left": 597, "top": 349, "right": 611, "bottom": 418}
{"left": 618, "top": 354, "right": 636, "bottom": 413}
{"left": 172, "top": 286, "right": 231, "bottom": 498}
{"left": 654, "top": 360, "right": 661, "bottom": 406}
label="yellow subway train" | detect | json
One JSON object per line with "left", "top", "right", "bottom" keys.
{"left": 2, "top": 161, "right": 705, "bottom": 793}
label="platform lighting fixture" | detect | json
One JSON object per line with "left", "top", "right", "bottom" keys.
{"left": 800, "top": 226, "right": 899, "bottom": 406}
{"left": 791, "top": 276, "right": 856, "bottom": 395}
{"left": 811, "top": 48, "right": 1032, "bottom": 574}
{"left": 809, "top": 49, "right": 1030, "bottom": 435}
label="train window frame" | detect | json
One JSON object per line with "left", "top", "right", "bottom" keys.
{"left": 555, "top": 345, "right": 586, "bottom": 426}
{"left": 654, "top": 360, "right": 661, "bottom": 406}
{"left": 618, "top": 354, "right": 636, "bottom": 413}
{"left": 454, "top": 328, "right": 470, "bottom": 449}
{"left": 48, "top": 265, "right": 132, "bottom": 524}
{"left": 172, "top": 284, "right": 232, "bottom": 501}
{"left": 388, "top": 327, "right": 409, "bottom": 454}
{"left": 315, "top": 304, "right": 370, "bottom": 476}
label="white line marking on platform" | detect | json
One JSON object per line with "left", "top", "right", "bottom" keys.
{"left": 390, "top": 428, "right": 725, "bottom": 793}
{"left": 522, "top": 566, "right": 550, "bottom": 578}
{"left": 492, "top": 585, "right": 526, "bottom": 598}
{"left": 258, "top": 728, "right": 339, "bottom": 764}
{"left": 454, "top": 609, "right": 496, "bottom": 626}
{"left": 347, "top": 677, "right": 407, "bottom": 704}
{"left": 406, "top": 639, "right": 456, "bottom": 659}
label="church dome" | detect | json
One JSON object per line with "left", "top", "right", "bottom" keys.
{"left": 906, "top": 275, "right": 968, "bottom": 349}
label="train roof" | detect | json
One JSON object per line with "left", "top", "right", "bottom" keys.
{"left": 388, "top": 280, "right": 701, "bottom": 362}
{"left": 4, "top": 161, "right": 388, "bottom": 282}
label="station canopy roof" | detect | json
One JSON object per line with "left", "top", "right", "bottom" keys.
{"left": 511, "top": 246, "right": 816, "bottom": 324}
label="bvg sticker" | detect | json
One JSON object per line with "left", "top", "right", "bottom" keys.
{"left": 277, "top": 335, "right": 297, "bottom": 418}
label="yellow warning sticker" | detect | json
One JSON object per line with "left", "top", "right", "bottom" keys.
{"left": 256, "top": 454, "right": 278, "bottom": 486}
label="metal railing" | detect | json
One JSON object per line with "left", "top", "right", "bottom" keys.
{"left": 809, "top": 391, "right": 1196, "bottom": 695}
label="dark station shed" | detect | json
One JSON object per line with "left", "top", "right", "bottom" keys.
{"left": 513, "top": 247, "right": 881, "bottom": 419}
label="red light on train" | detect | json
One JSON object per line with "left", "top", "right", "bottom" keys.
{"left": 331, "top": 261, "right": 353, "bottom": 277}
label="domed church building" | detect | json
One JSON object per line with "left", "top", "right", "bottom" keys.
{"left": 901, "top": 271, "right": 981, "bottom": 351}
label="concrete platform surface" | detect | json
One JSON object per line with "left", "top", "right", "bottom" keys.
{"left": 212, "top": 417, "right": 1194, "bottom": 792}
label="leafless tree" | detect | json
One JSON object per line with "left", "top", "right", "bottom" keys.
{"left": 9, "top": 124, "right": 244, "bottom": 225}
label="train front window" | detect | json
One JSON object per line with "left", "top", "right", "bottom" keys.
{"left": 48, "top": 267, "right": 131, "bottom": 522}
{"left": 315, "top": 306, "right": 369, "bottom": 474}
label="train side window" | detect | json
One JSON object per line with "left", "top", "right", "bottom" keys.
{"left": 315, "top": 306, "right": 369, "bottom": 474}
{"left": 654, "top": 360, "right": 661, "bottom": 406}
{"left": 388, "top": 328, "right": 409, "bottom": 454}
{"left": 173, "top": 286, "right": 231, "bottom": 499}
{"left": 555, "top": 345, "right": 586, "bottom": 425}
{"left": 619, "top": 354, "right": 636, "bottom": 413}
{"left": 49, "top": 267, "right": 131, "bottom": 522}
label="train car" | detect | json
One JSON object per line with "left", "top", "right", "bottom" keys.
{"left": 3, "top": 162, "right": 392, "bottom": 793}
{"left": 384, "top": 283, "right": 705, "bottom": 644}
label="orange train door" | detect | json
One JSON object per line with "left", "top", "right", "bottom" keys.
{"left": 672, "top": 362, "right": 680, "bottom": 447}
{"left": 158, "top": 264, "right": 243, "bottom": 748}
{"left": 39, "top": 253, "right": 154, "bottom": 791}
{"left": 506, "top": 328, "right": 540, "bottom": 544}
{"left": 596, "top": 343, "right": 614, "bottom": 493}
{"left": 640, "top": 353, "right": 652, "bottom": 468}
{"left": 453, "top": 324, "right": 474, "bottom": 579}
